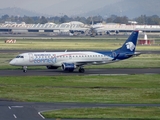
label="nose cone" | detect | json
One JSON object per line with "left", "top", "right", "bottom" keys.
{"left": 9, "top": 59, "right": 15, "bottom": 65}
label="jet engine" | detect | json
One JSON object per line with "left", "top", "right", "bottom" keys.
{"left": 106, "top": 31, "right": 110, "bottom": 35}
{"left": 46, "top": 66, "right": 58, "bottom": 69}
{"left": 61, "top": 63, "right": 76, "bottom": 72}
{"left": 115, "top": 30, "right": 119, "bottom": 34}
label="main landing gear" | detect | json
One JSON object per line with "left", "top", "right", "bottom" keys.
{"left": 79, "top": 67, "right": 85, "bottom": 73}
{"left": 22, "top": 66, "right": 27, "bottom": 73}
{"left": 21, "top": 66, "right": 85, "bottom": 73}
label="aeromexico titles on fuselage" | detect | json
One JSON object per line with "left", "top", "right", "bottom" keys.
{"left": 9, "top": 30, "right": 140, "bottom": 73}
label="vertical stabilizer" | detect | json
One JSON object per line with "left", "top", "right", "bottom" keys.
{"left": 115, "top": 31, "right": 139, "bottom": 53}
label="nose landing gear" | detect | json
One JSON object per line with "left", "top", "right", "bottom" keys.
{"left": 22, "top": 66, "right": 27, "bottom": 73}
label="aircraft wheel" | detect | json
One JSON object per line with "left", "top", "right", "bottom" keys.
{"left": 79, "top": 68, "right": 85, "bottom": 73}
{"left": 22, "top": 66, "right": 27, "bottom": 73}
{"left": 23, "top": 69, "right": 27, "bottom": 73}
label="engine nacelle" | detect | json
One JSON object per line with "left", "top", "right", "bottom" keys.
{"left": 115, "top": 30, "right": 119, "bottom": 34}
{"left": 61, "top": 63, "right": 76, "bottom": 72}
{"left": 106, "top": 31, "right": 110, "bottom": 35}
{"left": 69, "top": 30, "right": 74, "bottom": 34}
{"left": 46, "top": 66, "right": 58, "bottom": 69}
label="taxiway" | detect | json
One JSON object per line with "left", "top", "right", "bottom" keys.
{"left": 0, "top": 101, "right": 160, "bottom": 120}
{"left": 0, "top": 68, "right": 160, "bottom": 76}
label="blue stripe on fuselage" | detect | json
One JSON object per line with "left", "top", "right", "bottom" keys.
{"left": 94, "top": 51, "right": 132, "bottom": 60}
{"left": 94, "top": 51, "right": 114, "bottom": 57}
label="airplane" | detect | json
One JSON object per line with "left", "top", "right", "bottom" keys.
{"left": 9, "top": 31, "right": 140, "bottom": 73}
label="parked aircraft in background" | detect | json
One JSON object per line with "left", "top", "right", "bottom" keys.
{"left": 10, "top": 31, "right": 140, "bottom": 73}
{"left": 89, "top": 21, "right": 137, "bottom": 36}
{"left": 89, "top": 23, "right": 104, "bottom": 36}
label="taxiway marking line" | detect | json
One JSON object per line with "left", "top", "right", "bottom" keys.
{"left": 13, "top": 114, "right": 17, "bottom": 119}
{"left": 38, "top": 112, "right": 45, "bottom": 119}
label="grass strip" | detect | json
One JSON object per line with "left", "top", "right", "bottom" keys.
{"left": 42, "top": 107, "right": 160, "bottom": 119}
{"left": 1, "top": 39, "right": 160, "bottom": 50}
{"left": 0, "top": 75, "right": 159, "bottom": 103}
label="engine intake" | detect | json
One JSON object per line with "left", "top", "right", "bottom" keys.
{"left": 62, "top": 63, "right": 76, "bottom": 72}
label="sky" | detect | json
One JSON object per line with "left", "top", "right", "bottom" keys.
{"left": 0, "top": 0, "right": 121, "bottom": 16}
{"left": 0, "top": 0, "right": 159, "bottom": 18}
{"left": 0, "top": 0, "right": 60, "bottom": 11}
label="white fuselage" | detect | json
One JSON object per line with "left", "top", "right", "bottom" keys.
{"left": 9, "top": 51, "right": 114, "bottom": 67}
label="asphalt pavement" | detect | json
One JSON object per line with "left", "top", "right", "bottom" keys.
{"left": 1, "top": 101, "right": 160, "bottom": 120}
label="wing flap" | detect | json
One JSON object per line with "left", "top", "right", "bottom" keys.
{"left": 74, "top": 60, "right": 104, "bottom": 66}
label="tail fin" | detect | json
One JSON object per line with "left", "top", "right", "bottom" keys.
{"left": 114, "top": 31, "right": 139, "bottom": 53}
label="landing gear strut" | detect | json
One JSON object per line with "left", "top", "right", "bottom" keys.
{"left": 79, "top": 67, "right": 85, "bottom": 73}
{"left": 22, "top": 66, "right": 27, "bottom": 73}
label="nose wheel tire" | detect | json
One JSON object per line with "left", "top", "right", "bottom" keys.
{"left": 22, "top": 66, "right": 27, "bottom": 73}
{"left": 79, "top": 68, "right": 85, "bottom": 73}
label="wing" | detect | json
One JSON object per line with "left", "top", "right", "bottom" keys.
{"left": 74, "top": 60, "right": 107, "bottom": 66}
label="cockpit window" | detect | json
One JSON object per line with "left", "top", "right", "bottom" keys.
{"left": 16, "top": 56, "right": 24, "bottom": 58}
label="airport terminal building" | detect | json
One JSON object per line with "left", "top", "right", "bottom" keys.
{"left": 0, "top": 21, "right": 160, "bottom": 36}
{"left": 0, "top": 21, "right": 89, "bottom": 36}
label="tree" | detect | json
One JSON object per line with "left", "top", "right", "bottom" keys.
{"left": 135, "top": 15, "right": 160, "bottom": 25}
{"left": 39, "top": 16, "right": 48, "bottom": 24}
{"left": 113, "top": 16, "right": 128, "bottom": 24}
{"left": 23, "top": 16, "right": 34, "bottom": 24}
{"left": 59, "top": 16, "right": 66, "bottom": 23}
{"left": 2, "top": 14, "right": 9, "bottom": 20}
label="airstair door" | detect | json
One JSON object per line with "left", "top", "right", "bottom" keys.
{"left": 28, "top": 53, "right": 34, "bottom": 62}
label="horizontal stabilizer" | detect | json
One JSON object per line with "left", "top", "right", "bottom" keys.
{"left": 124, "top": 52, "right": 141, "bottom": 57}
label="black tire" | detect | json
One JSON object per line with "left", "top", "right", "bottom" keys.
{"left": 79, "top": 68, "right": 85, "bottom": 73}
